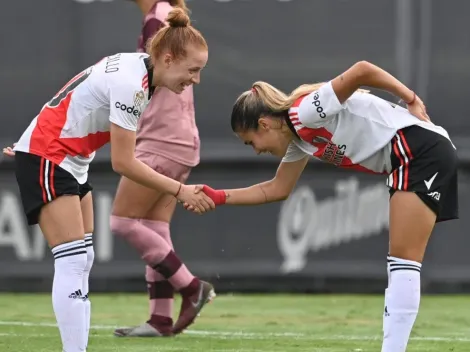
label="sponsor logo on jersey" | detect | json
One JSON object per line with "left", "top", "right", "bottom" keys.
{"left": 115, "top": 102, "right": 141, "bottom": 117}
{"left": 312, "top": 92, "right": 326, "bottom": 118}
{"left": 321, "top": 142, "right": 347, "bottom": 166}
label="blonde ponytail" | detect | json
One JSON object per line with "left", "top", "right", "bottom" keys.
{"left": 252, "top": 82, "right": 329, "bottom": 112}
{"left": 231, "top": 80, "right": 369, "bottom": 132}
{"left": 252, "top": 81, "right": 369, "bottom": 112}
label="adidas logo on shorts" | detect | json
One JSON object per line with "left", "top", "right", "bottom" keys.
{"left": 68, "top": 289, "right": 83, "bottom": 299}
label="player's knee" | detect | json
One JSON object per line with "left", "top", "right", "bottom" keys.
{"left": 74, "top": 253, "right": 88, "bottom": 273}
{"left": 387, "top": 256, "right": 421, "bottom": 315}
{"left": 389, "top": 246, "right": 424, "bottom": 263}
{"left": 389, "top": 228, "right": 429, "bottom": 263}
{"left": 39, "top": 196, "right": 85, "bottom": 247}
{"left": 110, "top": 215, "right": 139, "bottom": 238}
{"left": 145, "top": 265, "right": 159, "bottom": 282}
{"left": 85, "top": 246, "right": 95, "bottom": 272}
{"left": 52, "top": 242, "right": 88, "bottom": 275}
{"left": 111, "top": 203, "right": 147, "bottom": 219}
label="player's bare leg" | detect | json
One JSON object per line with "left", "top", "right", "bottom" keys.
{"left": 39, "top": 195, "right": 88, "bottom": 352}
{"left": 382, "top": 191, "right": 436, "bottom": 352}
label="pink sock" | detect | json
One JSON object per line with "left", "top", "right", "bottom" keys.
{"left": 111, "top": 216, "right": 196, "bottom": 292}
{"left": 141, "top": 220, "right": 175, "bottom": 325}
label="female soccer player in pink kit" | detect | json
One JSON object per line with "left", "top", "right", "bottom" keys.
{"left": 112, "top": 0, "right": 207, "bottom": 337}
{"left": 193, "top": 61, "right": 458, "bottom": 352}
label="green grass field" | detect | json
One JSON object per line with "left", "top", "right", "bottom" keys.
{"left": 0, "top": 293, "right": 469, "bottom": 351}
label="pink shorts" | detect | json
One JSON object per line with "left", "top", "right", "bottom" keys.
{"left": 135, "top": 150, "right": 192, "bottom": 184}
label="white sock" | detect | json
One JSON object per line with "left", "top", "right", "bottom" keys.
{"left": 382, "top": 256, "right": 421, "bottom": 352}
{"left": 382, "top": 255, "right": 392, "bottom": 336}
{"left": 51, "top": 239, "right": 88, "bottom": 352}
{"left": 83, "top": 234, "right": 94, "bottom": 348}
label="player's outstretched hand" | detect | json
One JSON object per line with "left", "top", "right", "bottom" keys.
{"left": 184, "top": 185, "right": 226, "bottom": 213}
{"left": 2, "top": 143, "right": 16, "bottom": 157}
{"left": 177, "top": 184, "right": 215, "bottom": 214}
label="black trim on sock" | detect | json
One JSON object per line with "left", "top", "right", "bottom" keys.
{"left": 55, "top": 250, "right": 87, "bottom": 260}
{"left": 390, "top": 267, "right": 421, "bottom": 273}
{"left": 53, "top": 243, "right": 87, "bottom": 260}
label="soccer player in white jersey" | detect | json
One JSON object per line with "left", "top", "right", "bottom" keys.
{"left": 5, "top": 9, "right": 214, "bottom": 352}
{"left": 189, "top": 61, "right": 459, "bottom": 352}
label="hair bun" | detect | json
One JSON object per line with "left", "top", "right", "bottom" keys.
{"left": 166, "top": 8, "right": 190, "bottom": 28}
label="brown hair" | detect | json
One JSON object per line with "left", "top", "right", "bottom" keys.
{"left": 168, "top": 0, "right": 189, "bottom": 14}
{"left": 231, "top": 82, "right": 369, "bottom": 131}
{"left": 146, "top": 7, "right": 207, "bottom": 61}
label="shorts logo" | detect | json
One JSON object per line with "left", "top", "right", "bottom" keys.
{"left": 424, "top": 172, "right": 438, "bottom": 190}
{"left": 427, "top": 191, "right": 441, "bottom": 201}
{"left": 115, "top": 102, "right": 141, "bottom": 117}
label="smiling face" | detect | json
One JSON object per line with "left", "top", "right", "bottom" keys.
{"left": 235, "top": 117, "right": 293, "bottom": 158}
{"left": 157, "top": 44, "right": 208, "bottom": 94}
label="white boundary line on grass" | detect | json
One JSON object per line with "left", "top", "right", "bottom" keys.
{"left": 0, "top": 321, "right": 469, "bottom": 343}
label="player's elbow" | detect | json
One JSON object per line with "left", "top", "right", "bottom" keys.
{"left": 352, "top": 60, "right": 374, "bottom": 81}
{"left": 277, "top": 189, "right": 291, "bottom": 201}
{"left": 354, "top": 60, "right": 372, "bottom": 71}
{"left": 355, "top": 60, "right": 371, "bottom": 67}
{"left": 268, "top": 179, "right": 292, "bottom": 202}
{"left": 111, "top": 156, "right": 129, "bottom": 176}
{"left": 277, "top": 193, "right": 290, "bottom": 201}
{"left": 275, "top": 185, "right": 291, "bottom": 201}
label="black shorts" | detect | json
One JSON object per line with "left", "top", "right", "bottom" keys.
{"left": 387, "top": 125, "right": 458, "bottom": 223}
{"left": 14, "top": 152, "right": 93, "bottom": 225}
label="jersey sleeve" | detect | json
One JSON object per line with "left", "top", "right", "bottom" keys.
{"left": 281, "top": 142, "right": 308, "bottom": 163}
{"left": 297, "top": 81, "right": 344, "bottom": 128}
{"left": 108, "top": 83, "right": 144, "bottom": 132}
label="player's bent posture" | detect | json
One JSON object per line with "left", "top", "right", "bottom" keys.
{"left": 112, "top": 0, "right": 208, "bottom": 337}
{"left": 9, "top": 9, "right": 214, "bottom": 352}
{"left": 193, "top": 61, "right": 458, "bottom": 352}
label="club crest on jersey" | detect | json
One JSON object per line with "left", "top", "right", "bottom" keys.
{"left": 133, "top": 90, "right": 145, "bottom": 111}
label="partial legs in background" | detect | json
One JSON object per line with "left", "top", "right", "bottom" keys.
{"left": 111, "top": 167, "right": 214, "bottom": 337}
